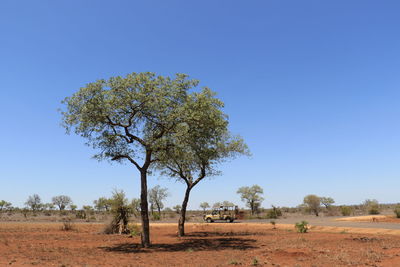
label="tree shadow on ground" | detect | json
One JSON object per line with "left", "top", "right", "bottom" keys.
{"left": 100, "top": 237, "right": 257, "bottom": 254}
{"left": 182, "top": 231, "right": 270, "bottom": 237}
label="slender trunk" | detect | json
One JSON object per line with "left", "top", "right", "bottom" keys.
{"left": 157, "top": 204, "right": 161, "bottom": 217}
{"left": 140, "top": 169, "right": 151, "bottom": 247}
{"left": 178, "top": 186, "right": 191, "bottom": 237}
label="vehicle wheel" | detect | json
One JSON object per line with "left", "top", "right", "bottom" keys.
{"left": 225, "top": 217, "right": 231, "bottom": 223}
{"left": 206, "top": 218, "right": 212, "bottom": 223}
{"left": 229, "top": 219, "right": 234, "bottom": 223}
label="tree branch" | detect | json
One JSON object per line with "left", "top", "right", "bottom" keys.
{"left": 111, "top": 154, "right": 142, "bottom": 171}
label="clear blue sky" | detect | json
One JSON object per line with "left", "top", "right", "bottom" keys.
{"left": 1, "top": 1, "right": 400, "bottom": 210}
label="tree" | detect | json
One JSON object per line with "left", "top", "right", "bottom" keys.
{"left": 52, "top": 195, "right": 72, "bottom": 210}
{"left": 156, "top": 88, "right": 249, "bottom": 236}
{"left": 222, "top": 200, "right": 234, "bottom": 206}
{"left": 237, "top": 185, "right": 264, "bottom": 215}
{"left": 148, "top": 185, "right": 169, "bottom": 216}
{"left": 303, "top": 194, "right": 321, "bottom": 216}
{"left": 61, "top": 72, "right": 200, "bottom": 247}
{"left": 106, "top": 190, "right": 132, "bottom": 234}
{"left": 70, "top": 204, "right": 77, "bottom": 211}
{"left": 131, "top": 198, "right": 141, "bottom": 217}
{"left": 43, "top": 203, "right": 55, "bottom": 211}
{"left": 320, "top": 197, "right": 335, "bottom": 209}
{"left": 200, "top": 202, "right": 210, "bottom": 213}
{"left": 94, "top": 197, "right": 112, "bottom": 211}
{"left": 25, "top": 194, "right": 42, "bottom": 212}
{"left": 213, "top": 202, "right": 222, "bottom": 208}
{"left": 0, "top": 200, "right": 12, "bottom": 212}
{"left": 363, "top": 199, "right": 380, "bottom": 215}
{"left": 173, "top": 205, "right": 181, "bottom": 214}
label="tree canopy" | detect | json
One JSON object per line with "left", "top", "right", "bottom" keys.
{"left": 237, "top": 185, "right": 264, "bottom": 215}
{"left": 61, "top": 72, "right": 207, "bottom": 247}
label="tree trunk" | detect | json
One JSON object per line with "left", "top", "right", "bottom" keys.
{"left": 140, "top": 169, "right": 151, "bottom": 247}
{"left": 178, "top": 186, "right": 191, "bottom": 237}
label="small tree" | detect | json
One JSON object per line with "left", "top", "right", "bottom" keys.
{"left": 94, "top": 197, "right": 112, "bottom": 212}
{"left": 148, "top": 185, "right": 169, "bottom": 217}
{"left": 70, "top": 204, "right": 77, "bottom": 211}
{"left": 131, "top": 198, "right": 141, "bottom": 217}
{"left": 237, "top": 185, "right": 264, "bottom": 215}
{"left": 52, "top": 195, "right": 72, "bottom": 211}
{"left": 222, "top": 201, "right": 234, "bottom": 206}
{"left": 320, "top": 197, "right": 335, "bottom": 209}
{"left": 173, "top": 205, "right": 182, "bottom": 214}
{"left": 303, "top": 195, "right": 321, "bottom": 216}
{"left": 25, "top": 194, "right": 42, "bottom": 212}
{"left": 363, "top": 199, "right": 380, "bottom": 215}
{"left": 213, "top": 202, "right": 222, "bottom": 208}
{"left": 200, "top": 202, "right": 210, "bottom": 213}
{"left": 0, "top": 200, "right": 12, "bottom": 212}
{"left": 106, "top": 190, "right": 132, "bottom": 234}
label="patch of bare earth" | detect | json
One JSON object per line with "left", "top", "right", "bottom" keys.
{"left": 1, "top": 222, "right": 400, "bottom": 266}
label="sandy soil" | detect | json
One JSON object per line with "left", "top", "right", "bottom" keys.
{"left": 1, "top": 222, "right": 400, "bottom": 267}
{"left": 336, "top": 215, "right": 400, "bottom": 223}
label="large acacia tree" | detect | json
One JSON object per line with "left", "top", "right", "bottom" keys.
{"left": 156, "top": 88, "right": 249, "bottom": 236}
{"left": 61, "top": 72, "right": 198, "bottom": 247}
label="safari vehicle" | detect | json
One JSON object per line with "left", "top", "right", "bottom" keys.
{"left": 203, "top": 205, "right": 239, "bottom": 223}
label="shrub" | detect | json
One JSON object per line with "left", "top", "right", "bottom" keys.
{"left": 106, "top": 190, "right": 132, "bottom": 234}
{"left": 394, "top": 206, "right": 400, "bottom": 218}
{"left": 340, "top": 206, "right": 352, "bottom": 216}
{"left": 128, "top": 223, "right": 141, "bottom": 237}
{"left": 266, "top": 206, "right": 282, "bottom": 219}
{"left": 61, "top": 218, "right": 75, "bottom": 231}
{"left": 295, "top": 221, "right": 309, "bottom": 233}
{"left": 270, "top": 220, "right": 276, "bottom": 229}
{"left": 151, "top": 213, "right": 161, "bottom": 221}
{"left": 363, "top": 199, "right": 380, "bottom": 215}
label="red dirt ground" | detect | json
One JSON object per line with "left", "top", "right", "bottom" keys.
{"left": 1, "top": 222, "right": 400, "bottom": 266}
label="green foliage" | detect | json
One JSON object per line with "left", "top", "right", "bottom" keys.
{"left": 25, "top": 194, "right": 42, "bottom": 212}
{"left": 151, "top": 213, "right": 161, "bottom": 221}
{"left": 70, "top": 204, "right": 77, "bottom": 211}
{"left": 303, "top": 195, "right": 321, "bottom": 216}
{"left": 173, "top": 205, "right": 181, "bottom": 214}
{"left": 93, "top": 197, "right": 112, "bottom": 212}
{"left": 320, "top": 197, "right": 335, "bottom": 209}
{"left": 200, "top": 202, "right": 210, "bottom": 212}
{"left": 237, "top": 185, "right": 264, "bottom": 215}
{"left": 270, "top": 220, "right": 276, "bottom": 229}
{"left": 0, "top": 200, "right": 12, "bottom": 212}
{"left": 148, "top": 185, "right": 169, "bottom": 216}
{"left": 128, "top": 223, "right": 141, "bottom": 237}
{"left": 130, "top": 198, "right": 141, "bottom": 217}
{"left": 52, "top": 195, "right": 72, "bottom": 211}
{"left": 108, "top": 190, "right": 132, "bottom": 234}
{"left": 363, "top": 199, "right": 380, "bottom": 215}
{"left": 295, "top": 221, "right": 309, "bottom": 233}
{"left": 394, "top": 206, "right": 400, "bottom": 218}
{"left": 252, "top": 258, "right": 259, "bottom": 266}
{"left": 266, "top": 206, "right": 282, "bottom": 219}
{"left": 340, "top": 206, "right": 352, "bottom": 216}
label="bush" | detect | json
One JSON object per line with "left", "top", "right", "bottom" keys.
{"left": 266, "top": 206, "right": 282, "bottom": 219}
{"left": 151, "top": 213, "right": 161, "bottom": 221}
{"left": 340, "top": 206, "right": 352, "bottom": 216}
{"left": 363, "top": 199, "right": 380, "bottom": 215}
{"left": 61, "top": 218, "right": 75, "bottom": 231}
{"left": 394, "top": 206, "right": 400, "bottom": 218}
{"left": 295, "top": 221, "right": 309, "bottom": 233}
{"left": 106, "top": 190, "right": 132, "bottom": 234}
{"left": 128, "top": 223, "right": 141, "bottom": 237}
